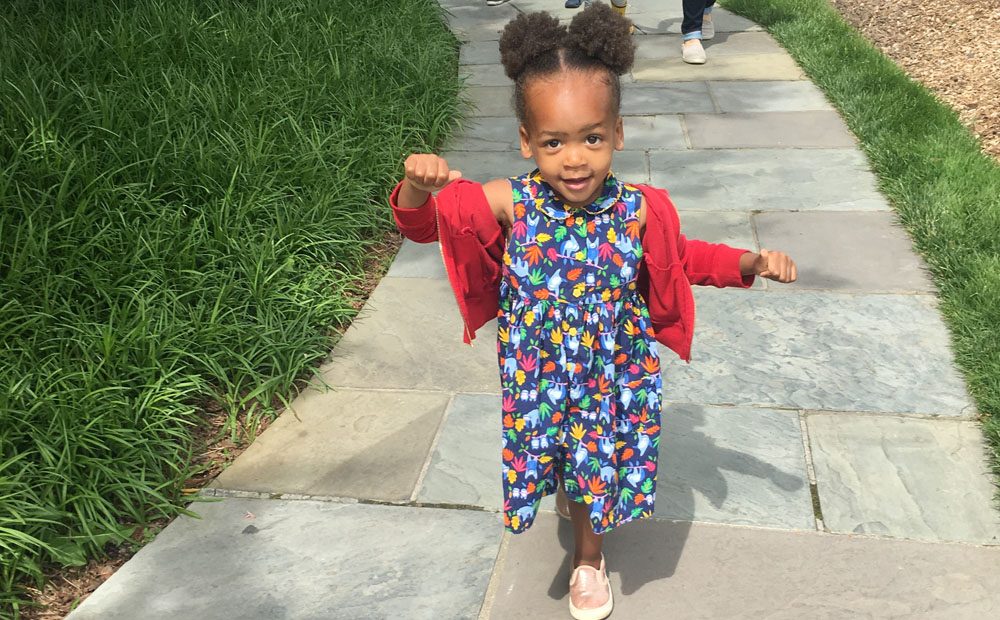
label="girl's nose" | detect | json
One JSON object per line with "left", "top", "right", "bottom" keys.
{"left": 564, "top": 146, "right": 586, "bottom": 168}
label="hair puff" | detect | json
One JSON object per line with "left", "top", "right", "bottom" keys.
{"left": 498, "top": 12, "right": 568, "bottom": 81}
{"left": 566, "top": 3, "right": 635, "bottom": 75}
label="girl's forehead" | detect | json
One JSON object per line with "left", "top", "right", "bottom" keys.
{"left": 523, "top": 72, "right": 616, "bottom": 131}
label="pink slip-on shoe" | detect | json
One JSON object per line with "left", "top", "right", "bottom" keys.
{"left": 569, "top": 555, "right": 613, "bottom": 620}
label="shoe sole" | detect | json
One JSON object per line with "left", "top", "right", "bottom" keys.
{"left": 683, "top": 56, "right": 707, "bottom": 64}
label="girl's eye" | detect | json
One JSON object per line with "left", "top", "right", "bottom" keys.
{"left": 586, "top": 135, "right": 602, "bottom": 145}
{"left": 545, "top": 139, "right": 561, "bottom": 149}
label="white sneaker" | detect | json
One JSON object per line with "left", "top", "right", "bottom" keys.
{"left": 703, "top": 15, "right": 715, "bottom": 40}
{"left": 682, "top": 39, "right": 707, "bottom": 64}
{"left": 485, "top": 0, "right": 510, "bottom": 5}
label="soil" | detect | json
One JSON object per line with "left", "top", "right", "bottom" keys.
{"left": 829, "top": 0, "right": 1000, "bottom": 160}
{"left": 18, "top": 229, "right": 403, "bottom": 620}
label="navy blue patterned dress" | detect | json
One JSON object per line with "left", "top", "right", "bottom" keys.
{"left": 498, "top": 169, "right": 663, "bottom": 535}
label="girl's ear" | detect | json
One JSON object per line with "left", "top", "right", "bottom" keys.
{"left": 519, "top": 124, "right": 534, "bottom": 159}
{"left": 614, "top": 115, "right": 624, "bottom": 151}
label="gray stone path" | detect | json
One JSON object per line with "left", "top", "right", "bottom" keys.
{"left": 69, "top": 2, "right": 1000, "bottom": 618}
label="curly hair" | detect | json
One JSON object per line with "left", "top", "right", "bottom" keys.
{"left": 498, "top": 3, "right": 635, "bottom": 124}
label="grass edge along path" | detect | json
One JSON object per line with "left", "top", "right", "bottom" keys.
{"left": 718, "top": 0, "right": 1000, "bottom": 484}
{"left": 0, "top": 1, "right": 464, "bottom": 617}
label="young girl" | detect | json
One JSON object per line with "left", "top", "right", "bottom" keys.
{"left": 390, "top": 6, "right": 796, "bottom": 619}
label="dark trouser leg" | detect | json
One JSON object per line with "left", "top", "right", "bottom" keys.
{"left": 681, "top": 0, "right": 716, "bottom": 36}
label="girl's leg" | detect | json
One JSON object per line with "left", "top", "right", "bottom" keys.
{"left": 568, "top": 497, "right": 604, "bottom": 569}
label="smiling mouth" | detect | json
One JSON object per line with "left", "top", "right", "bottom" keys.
{"left": 562, "top": 176, "right": 591, "bottom": 191}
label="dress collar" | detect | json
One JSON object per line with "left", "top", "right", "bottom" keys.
{"left": 528, "top": 169, "right": 623, "bottom": 219}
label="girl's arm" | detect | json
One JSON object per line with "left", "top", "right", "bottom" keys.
{"left": 397, "top": 153, "right": 463, "bottom": 208}
{"left": 398, "top": 154, "right": 513, "bottom": 229}
{"left": 639, "top": 195, "right": 797, "bottom": 284}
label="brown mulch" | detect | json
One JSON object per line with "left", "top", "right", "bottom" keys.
{"left": 18, "top": 228, "right": 403, "bottom": 620}
{"left": 830, "top": 0, "right": 1000, "bottom": 160}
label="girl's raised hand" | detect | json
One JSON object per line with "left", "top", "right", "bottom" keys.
{"left": 404, "top": 153, "right": 462, "bottom": 193}
{"left": 755, "top": 248, "right": 797, "bottom": 283}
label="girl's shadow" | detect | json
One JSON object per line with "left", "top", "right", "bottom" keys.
{"left": 547, "top": 403, "right": 805, "bottom": 598}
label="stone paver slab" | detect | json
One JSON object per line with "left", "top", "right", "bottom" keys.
{"left": 212, "top": 388, "right": 448, "bottom": 500}
{"left": 649, "top": 149, "right": 891, "bottom": 211}
{"left": 658, "top": 289, "right": 971, "bottom": 416}
{"left": 386, "top": 239, "right": 448, "bottom": 279}
{"left": 621, "top": 82, "right": 714, "bottom": 114}
{"left": 754, "top": 211, "right": 935, "bottom": 292}
{"left": 485, "top": 516, "right": 1000, "bottom": 619}
{"left": 420, "top": 394, "right": 812, "bottom": 529}
{"left": 622, "top": 114, "right": 686, "bottom": 150}
{"left": 447, "top": 116, "right": 520, "bottom": 152}
{"left": 676, "top": 210, "right": 755, "bottom": 250}
{"left": 446, "top": 4, "right": 518, "bottom": 41}
{"left": 69, "top": 499, "right": 503, "bottom": 620}
{"left": 626, "top": 3, "right": 761, "bottom": 34}
{"left": 711, "top": 80, "right": 833, "bottom": 112}
{"left": 808, "top": 414, "right": 1000, "bottom": 544}
{"left": 460, "top": 63, "right": 509, "bottom": 87}
{"left": 418, "top": 393, "right": 502, "bottom": 509}
{"left": 685, "top": 111, "right": 856, "bottom": 148}
{"left": 510, "top": 0, "right": 579, "bottom": 20}
{"left": 635, "top": 32, "right": 784, "bottom": 59}
{"left": 319, "top": 277, "right": 501, "bottom": 393}
{"left": 654, "top": 404, "right": 813, "bottom": 529}
{"left": 633, "top": 54, "right": 806, "bottom": 82}
{"left": 460, "top": 40, "right": 502, "bottom": 66}
{"left": 464, "top": 86, "right": 515, "bottom": 117}
{"left": 441, "top": 150, "right": 649, "bottom": 185}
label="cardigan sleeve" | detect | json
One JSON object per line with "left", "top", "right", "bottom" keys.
{"left": 677, "top": 233, "right": 755, "bottom": 289}
{"left": 389, "top": 181, "right": 438, "bottom": 244}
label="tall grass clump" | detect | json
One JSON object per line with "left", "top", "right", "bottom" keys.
{"left": 719, "top": 0, "right": 1000, "bottom": 478}
{"left": 0, "top": 0, "right": 463, "bottom": 614}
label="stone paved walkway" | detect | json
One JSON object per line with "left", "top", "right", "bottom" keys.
{"left": 68, "top": 1, "right": 1000, "bottom": 618}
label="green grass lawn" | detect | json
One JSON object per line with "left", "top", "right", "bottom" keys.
{"left": 0, "top": 0, "right": 463, "bottom": 615}
{"left": 719, "top": 0, "right": 1000, "bottom": 479}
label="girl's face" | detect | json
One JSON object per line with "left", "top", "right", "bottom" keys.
{"left": 519, "top": 71, "right": 624, "bottom": 208}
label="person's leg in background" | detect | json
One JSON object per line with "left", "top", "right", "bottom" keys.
{"left": 681, "top": 0, "right": 715, "bottom": 64}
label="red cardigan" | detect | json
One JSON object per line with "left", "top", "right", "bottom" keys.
{"left": 390, "top": 179, "right": 753, "bottom": 362}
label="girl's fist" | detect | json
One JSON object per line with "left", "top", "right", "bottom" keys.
{"left": 404, "top": 154, "right": 462, "bottom": 193}
{"left": 756, "top": 248, "right": 797, "bottom": 283}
